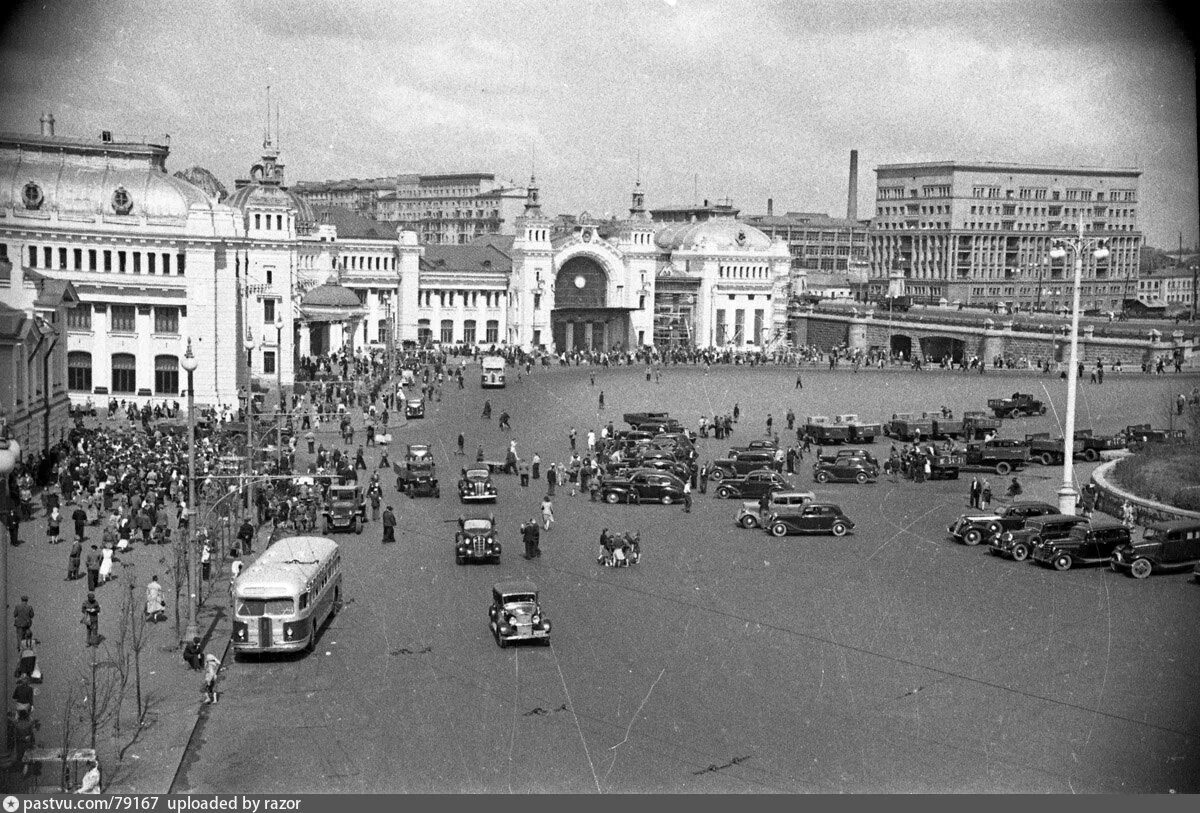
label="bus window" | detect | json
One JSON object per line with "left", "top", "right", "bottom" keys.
{"left": 299, "top": 592, "right": 309, "bottom": 611}
{"left": 237, "top": 597, "right": 295, "bottom": 616}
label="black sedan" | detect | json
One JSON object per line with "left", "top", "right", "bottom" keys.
{"left": 764, "top": 503, "right": 856, "bottom": 538}
{"left": 601, "top": 469, "right": 686, "bottom": 505}
{"left": 713, "top": 469, "right": 789, "bottom": 500}
{"left": 812, "top": 456, "right": 879, "bottom": 484}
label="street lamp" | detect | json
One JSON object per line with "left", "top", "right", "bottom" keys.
{"left": 244, "top": 329, "right": 257, "bottom": 529}
{"left": 180, "top": 339, "right": 199, "bottom": 643}
{"left": 1048, "top": 216, "right": 1109, "bottom": 515}
{"left": 0, "top": 427, "right": 20, "bottom": 764}
{"left": 274, "top": 315, "right": 285, "bottom": 470}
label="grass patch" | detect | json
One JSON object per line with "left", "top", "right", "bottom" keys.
{"left": 1111, "top": 444, "right": 1200, "bottom": 511}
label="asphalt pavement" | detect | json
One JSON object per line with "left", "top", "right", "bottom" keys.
{"left": 31, "top": 361, "right": 1200, "bottom": 794}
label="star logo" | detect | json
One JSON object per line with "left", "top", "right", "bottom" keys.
{"left": 4, "top": 795, "right": 20, "bottom": 812}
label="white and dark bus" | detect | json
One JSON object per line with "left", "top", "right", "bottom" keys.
{"left": 231, "top": 536, "right": 342, "bottom": 655}
{"left": 481, "top": 356, "right": 506, "bottom": 388}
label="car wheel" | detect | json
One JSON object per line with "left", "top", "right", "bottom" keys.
{"left": 815, "top": 471, "right": 830, "bottom": 484}
{"left": 1007, "top": 409, "right": 1019, "bottom": 420}
{"left": 1110, "top": 560, "right": 1120, "bottom": 572}
{"left": 321, "top": 519, "right": 330, "bottom": 535}
{"left": 1012, "top": 543, "right": 1030, "bottom": 562}
{"left": 661, "top": 494, "right": 674, "bottom": 505}
{"left": 1039, "top": 406, "right": 1048, "bottom": 415}
{"left": 605, "top": 492, "right": 620, "bottom": 504}
{"left": 770, "top": 522, "right": 788, "bottom": 537}
{"left": 963, "top": 528, "right": 983, "bottom": 546}
{"left": 1130, "top": 558, "right": 1153, "bottom": 579}
{"left": 1039, "top": 452, "right": 1054, "bottom": 466}
{"left": 1083, "top": 448, "right": 1098, "bottom": 462}
{"left": 854, "top": 472, "right": 867, "bottom": 484}
{"left": 354, "top": 518, "right": 362, "bottom": 535}
{"left": 831, "top": 522, "right": 847, "bottom": 537}
{"left": 739, "top": 515, "right": 758, "bottom": 529}
{"left": 708, "top": 469, "right": 725, "bottom": 481}
{"left": 994, "top": 461, "right": 1012, "bottom": 476}
{"left": 1053, "top": 553, "right": 1072, "bottom": 571}
{"left": 716, "top": 486, "right": 733, "bottom": 499}
{"left": 497, "top": 634, "right": 507, "bottom": 648}
{"left": 456, "top": 555, "right": 465, "bottom": 565}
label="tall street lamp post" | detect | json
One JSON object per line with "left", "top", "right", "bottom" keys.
{"left": 274, "top": 315, "right": 285, "bottom": 470}
{"left": 1048, "top": 216, "right": 1109, "bottom": 515}
{"left": 244, "top": 329, "right": 257, "bottom": 529}
{"left": 180, "top": 339, "right": 199, "bottom": 643}
{"left": 0, "top": 423, "right": 21, "bottom": 765}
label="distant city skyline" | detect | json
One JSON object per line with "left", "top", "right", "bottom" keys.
{"left": 0, "top": 0, "right": 1194, "bottom": 246}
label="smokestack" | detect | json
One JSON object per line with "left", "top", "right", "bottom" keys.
{"left": 767, "top": 198, "right": 774, "bottom": 216}
{"left": 39, "top": 112, "right": 55, "bottom": 136}
{"left": 847, "top": 149, "right": 859, "bottom": 221}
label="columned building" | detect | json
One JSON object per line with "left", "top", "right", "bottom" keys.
{"left": 868, "top": 161, "right": 1142, "bottom": 312}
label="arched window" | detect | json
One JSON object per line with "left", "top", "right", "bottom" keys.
{"left": 155, "top": 354, "right": 179, "bottom": 395}
{"left": 417, "top": 319, "right": 432, "bottom": 346}
{"left": 111, "top": 353, "right": 136, "bottom": 393}
{"left": 68, "top": 351, "right": 92, "bottom": 392}
{"left": 440, "top": 319, "right": 454, "bottom": 344}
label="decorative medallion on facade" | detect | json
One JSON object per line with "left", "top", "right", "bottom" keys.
{"left": 21, "top": 181, "right": 44, "bottom": 210}
{"left": 736, "top": 230, "right": 747, "bottom": 246}
{"left": 111, "top": 186, "right": 133, "bottom": 215}
{"left": 582, "top": 228, "right": 593, "bottom": 243}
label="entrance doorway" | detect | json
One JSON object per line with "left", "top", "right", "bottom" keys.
{"left": 889, "top": 335, "right": 912, "bottom": 360}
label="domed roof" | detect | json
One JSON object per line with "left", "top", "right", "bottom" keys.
{"left": 1, "top": 148, "right": 218, "bottom": 221}
{"left": 225, "top": 182, "right": 316, "bottom": 229}
{"left": 300, "top": 282, "right": 362, "bottom": 308}
{"left": 654, "top": 218, "right": 774, "bottom": 253}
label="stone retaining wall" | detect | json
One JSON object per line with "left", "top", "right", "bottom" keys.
{"left": 1089, "top": 459, "right": 1200, "bottom": 525}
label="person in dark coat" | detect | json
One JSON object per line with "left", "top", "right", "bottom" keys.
{"left": 521, "top": 519, "right": 541, "bottom": 559}
{"left": 381, "top": 506, "right": 397, "bottom": 543}
{"left": 237, "top": 518, "right": 255, "bottom": 556}
{"left": 72, "top": 505, "right": 89, "bottom": 542}
{"left": 14, "top": 595, "right": 34, "bottom": 642}
{"left": 5, "top": 509, "right": 20, "bottom": 547}
{"left": 698, "top": 464, "right": 709, "bottom": 494}
{"left": 182, "top": 635, "right": 204, "bottom": 670}
{"left": 81, "top": 593, "right": 101, "bottom": 646}
{"left": 68, "top": 539, "right": 83, "bottom": 580}
{"left": 85, "top": 545, "right": 102, "bottom": 591}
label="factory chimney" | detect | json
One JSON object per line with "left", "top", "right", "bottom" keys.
{"left": 847, "top": 149, "right": 858, "bottom": 221}
{"left": 767, "top": 198, "right": 774, "bottom": 216}
{"left": 39, "top": 112, "right": 55, "bottom": 136}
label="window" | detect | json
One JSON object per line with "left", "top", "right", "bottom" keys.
{"left": 715, "top": 310, "right": 727, "bottom": 345}
{"left": 58, "top": 247, "right": 68, "bottom": 268}
{"left": 154, "top": 307, "right": 179, "bottom": 334}
{"left": 89, "top": 249, "right": 97, "bottom": 271}
{"left": 162, "top": 253, "right": 170, "bottom": 275}
{"left": 27, "top": 246, "right": 36, "bottom": 267}
{"left": 263, "top": 351, "right": 276, "bottom": 375}
{"left": 111, "top": 353, "right": 136, "bottom": 393}
{"left": 68, "top": 352, "right": 92, "bottom": 392}
{"left": 111, "top": 305, "right": 136, "bottom": 332}
{"left": 67, "top": 306, "right": 92, "bottom": 331}
{"left": 43, "top": 247, "right": 52, "bottom": 267}
{"left": 118, "top": 251, "right": 127, "bottom": 273}
{"left": 133, "top": 252, "right": 141, "bottom": 274}
{"left": 263, "top": 298, "right": 275, "bottom": 323}
{"left": 734, "top": 309, "right": 745, "bottom": 344}
{"left": 463, "top": 319, "right": 477, "bottom": 345}
{"left": 255, "top": 214, "right": 261, "bottom": 229}
{"left": 485, "top": 319, "right": 499, "bottom": 343}
{"left": 177, "top": 253, "right": 185, "bottom": 275}
{"left": 440, "top": 319, "right": 454, "bottom": 343}
{"left": 417, "top": 319, "right": 432, "bottom": 345}
{"left": 154, "top": 355, "right": 179, "bottom": 395}
{"left": 754, "top": 309, "right": 764, "bottom": 345}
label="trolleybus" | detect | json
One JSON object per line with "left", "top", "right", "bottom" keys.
{"left": 231, "top": 536, "right": 342, "bottom": 655}
{"left": 481, "top": 355, "right": 506, "bottom": 388}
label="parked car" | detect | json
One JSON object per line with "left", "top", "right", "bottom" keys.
{"left": 988, "top": 513, "right": 1089, "bottom": 561}
{"left": 713, "top": 469, "right": 789, "bottom": 499}
{"left": 986, "top": 392, "right": 1047, "bottom": 419}
{"left": 405, "top": 398, "right": 426, "bottom": 419}
{"left": 1122, "top": 424, "right": 1188, "bottom": 450}
{"left": 812, "top": 456, "right": 878, "bottom": 484}
{"left": 817, "top": 448, "right": 880, "bottom": 467}
{"left": 709, "top": 450, "right": 781, "bottom": 479}
{"left": 395, "top": 458, "right": 437, "bottom": 493}
{"left": 735, "top": 489, "right": 817, "bottom": 529}
{"left": 764, "top": 503, "right": 856, "bottom": 537}
{"left": 488, "top": 579, "right": 550, "bottom": 647}
{"left": 601, "top": 469, "right": 686, "bottom": 505}
{"left": 1031, "top": 517, "right": 1131, "bottom": 571}
{"left": 458, "top": 467, "right": 498, "bottom": 503}
{"left": 946, "top": 500, "right": 1058, "bottom": 546}
{"left": 960, "top": 439, "right": 1030, "bottom": 475}
{"left": 456, "top": 515, "right": 500, "bottom": 565}
{"left": 1111, "top": 519, "right": 1200, "bottom": 579}
{"left": 321, "top": 484, "right": 367, "bottom": 535}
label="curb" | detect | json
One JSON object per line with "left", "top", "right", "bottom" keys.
{"left": 1089, "top": 458, "right": 1200, "bottom": 524}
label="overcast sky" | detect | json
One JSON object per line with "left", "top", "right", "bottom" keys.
{"left": 0, "top": 0, "right": 1195, "bottom": 247}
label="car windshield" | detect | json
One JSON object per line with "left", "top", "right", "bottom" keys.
{"left": 331, "top": 489, "right": 356, "bottom": 500}
{"left": 1141, "top": 527, "right": 1160, "bottom": 541}
{"left": 465, "top": 469, "right": 488, "bottom": 480}
{"left": 237, "top": 597, "right": 294, "bottom": 616}
{"left": 463, "top": 520, "right": 492, "bottom": 533}
{"left": 502, "top": 598, "right": 537, "bottom": 612}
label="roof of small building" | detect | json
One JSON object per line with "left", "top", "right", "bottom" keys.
{"left": 421, "top": 243, "right": 512, "bottom": 274}
{"left": 654, "top": 217, "right": 773, "bottom": 252}
{"left": 300, "top": 282, "right": 363, "bottom": 308}
{"left": 311, "top": 205, "right": 392, "bottom": 240}
{"left": 225, "top": 182, "right": 316, "bottom": 228}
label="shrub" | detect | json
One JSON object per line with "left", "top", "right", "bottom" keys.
{"left": 1110, "top": 444, "right": 1200, "bottom": 512}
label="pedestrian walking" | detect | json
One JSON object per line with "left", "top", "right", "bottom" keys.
{"left": 568, "top": 427, "right": 577, "bottom": 451}
{"left": 980, "top": 480, "right": 992, "bottom": 510}
{"left": 67, "top": 538, "right": 82, "bottom": 581}
{"left": 532, "top": 453, "right": 541, "bottom": 481}
{"left": 683, "top": 481, "right": 693, "bottom": 513}
{"left": 598, "top": 390, "right": 605, "bottom": 410}
{"left": 546, "top": 464, "right": 556, "bottom": 496}
{"left": 733, "top": 402, "right": 740, "bottom": 423}
{"left": 85, "top": 544, "right": 102, "bottom": 590}
{"left": 795, "top": 372, "right": 803, "bottom": 389}
{"left": 1121, "top": 500, "right": 1135, "bottom": 529}
{"left": 237, "top": 517, "right": 255, "bottom": 556}
{"left": 521, "top": 518, "right": 541, "bottom": 559}
{"left": 14, "top": 594, "right": 34, "bottom": 642}
{"left": 765, "top": 414, "right": 773, "bottom": 436}
{"left": 201, "top": 541, "right": 212, "bottom": 580}
{"left": 519, "top": 458, "right": 531, "bottom": 487}
{"left": 70, "top": 504, "right": 87, "bottom": 541}
{"left": 482, "top": 400, "right": 492, "bottom": 420}
{"left": 969, "top": 476, "right": 981, "bottom": 508}
{"left": 202, "top": 653, "right": 221, "bottom": 704}
{"left": 541, "top": 496, "right": 555, "bottom": 531}
{"left": 457, "top": 433, "right": 465, "bottom": 455}
{"left": 81, "top": 592, "right": 101, "bottom": 646}
{"left": 699, "top": 463, "right": 709, "bottom": 494}
{"left": 382, "top": 505, "right": 397, "bottom": 543}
